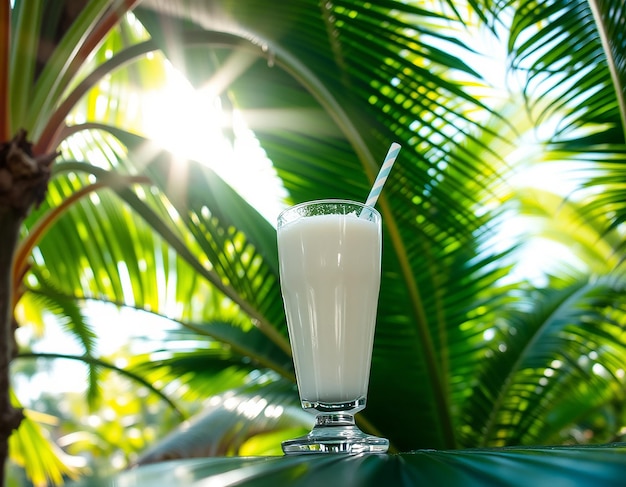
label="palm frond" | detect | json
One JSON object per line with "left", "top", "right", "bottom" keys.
{"left": 505, "top": 0, "right": 623, "bottom": 144}
{"left": 462, "top": 275, "right": 626, "bottom": 446}
{"left": 16, "top": 351, "right": 185, "bottom": 418}
{"left": 587, "top": 0, "right": 626, "bottom": 137}
{"left": 9, "top": 391, "right": 85, "bottom": 486}
{"left": 71, "top": 443, "right": 626, "bottom": 487}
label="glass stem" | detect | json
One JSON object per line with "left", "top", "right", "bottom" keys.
{"left": 315, "top": 413, "right": 356, "bottom": 428}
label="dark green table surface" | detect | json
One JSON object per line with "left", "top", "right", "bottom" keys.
{"left": 70, "top": 443, "right": 626, "bottom": 486}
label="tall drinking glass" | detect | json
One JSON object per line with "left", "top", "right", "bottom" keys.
{"left": 277, "top": 199, "right": 389, "bottom": 454}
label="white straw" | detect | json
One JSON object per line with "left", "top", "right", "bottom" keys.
{"left": 365, "top": 142, "right": 401, "bottom": 207}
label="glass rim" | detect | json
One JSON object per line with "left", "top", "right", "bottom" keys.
{"left": 277, "top": 199, "right": 380, "bottom": 225}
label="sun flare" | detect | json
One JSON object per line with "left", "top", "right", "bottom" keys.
{"left": 140, "top": 64, "right": 288, "bottom": 224}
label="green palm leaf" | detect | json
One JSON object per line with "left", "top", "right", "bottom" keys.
{"left": 503, "top": 0, "right": 624, "bottom": 143}
{"left": 463, "top": 275, "right": 626, "bottom": 446}
{"left": 588, "top": 0, "right": 626, "bottom": 134}
{"left": 9, "top": 407, "right": 84, "bottom": 486}
{"left": 70, "top": 443, "right": 626, "bottom": 487}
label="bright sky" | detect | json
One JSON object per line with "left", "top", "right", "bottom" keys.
{"left": 141, "top": 64, "right": 289, "bottom": 226}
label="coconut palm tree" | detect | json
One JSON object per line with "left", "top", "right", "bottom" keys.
{"left": 2, "top": 0, "right": 626, "bottom": 485}
{"left": 1, "top": 2, "right": 172, "bottom": 484}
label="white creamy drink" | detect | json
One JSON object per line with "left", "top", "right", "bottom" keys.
{"left": 278, "top": 210, "right": 381, "bottom": 406}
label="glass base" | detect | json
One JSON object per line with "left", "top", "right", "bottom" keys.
{"left": 282, "top": 413, "right": 389, "bottom": 454}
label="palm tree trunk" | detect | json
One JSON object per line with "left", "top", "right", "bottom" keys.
{"left": 0, "top": 205, "right": 23, "bottom": 487}
{"left": 0, "top": 130, "right": 56, "bottom": 487}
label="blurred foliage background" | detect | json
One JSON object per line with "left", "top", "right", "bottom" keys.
{"left": 2, "top": 0, "right": 626, "bottom": 485}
